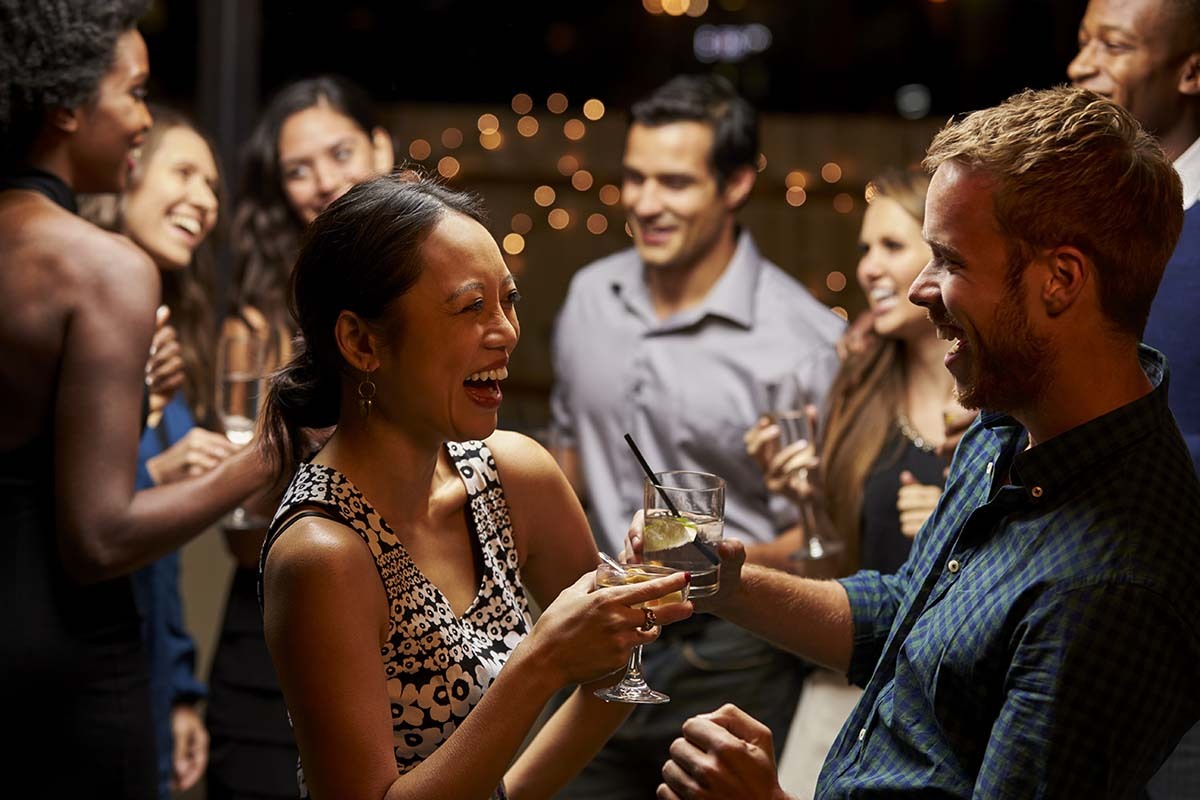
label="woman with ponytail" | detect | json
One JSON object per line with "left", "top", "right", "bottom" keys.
{"left": 258, "top": 173, "right": 691, "bottom": 800}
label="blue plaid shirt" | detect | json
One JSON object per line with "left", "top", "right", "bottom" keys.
{"left": 819, "top": 346, "right": 1200, "bottom": 799}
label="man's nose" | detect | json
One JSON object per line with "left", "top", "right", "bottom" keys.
{"left": 908, "top": 260, "right": 938, "bottom": 309}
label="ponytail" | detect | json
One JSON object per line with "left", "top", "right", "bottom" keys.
{"left": 257, "top": 338, "right": 340, "bottom": 479}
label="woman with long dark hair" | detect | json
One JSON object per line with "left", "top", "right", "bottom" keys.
{"left": 259, "top": 173, "right": 690, "bottom": 799}
{"left": 207, "top": 75, "right": 395, "bottom": 800}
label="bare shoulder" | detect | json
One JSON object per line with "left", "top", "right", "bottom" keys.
{"left": 263, "top": 514, "right": 378, "bottom": 591}
{"left": 485, "top": 429, "right": 561, "bottom": 487}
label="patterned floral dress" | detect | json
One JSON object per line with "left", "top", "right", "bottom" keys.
{"left": 260, "top": 440, "right": 528, "bottom": 799}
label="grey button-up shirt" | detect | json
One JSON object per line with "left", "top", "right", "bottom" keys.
{"left": 550, "top": 231, "right": 843, "bottom": 554}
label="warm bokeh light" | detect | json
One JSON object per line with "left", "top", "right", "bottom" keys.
{"left": 511, "top": 213, "right": 533, "bottom": 234}
{"left": 864, "top": 181, "right": 879, "bottom": 203}
{"left": 547, "top": 92, "right": 569, "bottom": 114}
{"left": 598, "top": 184, "right": 621, "bottom": 206}
{"left": 786, "top": 187, "right": 807, "bottom": 207}
{"left": 517, "top": 116, "right": 540, "bottom": 137}
{"left": 586, "top": 213, "right": 609, "bottom": 234}
{"left": 571, "top": 170, "right": 594, "bottom": 191}
{"left": 833, "top": 192, "right": 855, "bottom": 213}
{"left": 564, "top": 119, "right": 586, "bottom": 141}
{"left": 511, "top": 93, "right": 534, "bottom": 115}
{"left": 441, "top": 128, "right": 463, "bottom": 149}
{"left": 642, "top": 0, "right": 664, "bottom": 13}
{"left": 502, "top": 233, "right": 525, "bottom": 255}
{"left": 686, "top": 0, "right": 709, "bottom": 15}
{"left": 480, "top": 130, "right": 502, "bottom": 150}
{"left": 785, "top": 170, "right": 807, "bottom": 189}
{"left": 557, "top": 154, "right": 580, "bottom": 176}
{"left": 408, "top": 139, "right": 431, "bottom": 160}
{"left": 477, "top": 113, "right": 500, "bottom": 135}
{"left": 756, "top": 153, "right": 768, "bottom": 172}
{"left": 821, "top": 162, "right": 843, "bottom": 183}
{"left": 548, "top": 208, "right": 571, "bottom": 229}
{"left": 663, "top": 0, "right": 689, "bottom": 16}
{"left": 831, "top": 306, "right": 849, "bottom": 321}
{"left": 582, "top": 99, "right": 606, "bottom": 121}
{"left": 534, "top": 185, "right": 557, "bottom": 207}
{"left": 437, "top": 156, "right": 460, "bottom": 179}
{"left": 624, "top": 221, "right": 633, "bottom": 237}
{"left": 826, "top": 271, "right": 848, "bottom": 292}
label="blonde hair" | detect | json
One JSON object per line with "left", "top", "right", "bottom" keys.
{"left": 924, "top": 85, "right": 1182, "bottom": 338}
{"left": 820, "top": 167, "right": 929, "bottom": 570}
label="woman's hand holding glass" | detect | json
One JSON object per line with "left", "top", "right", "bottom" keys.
{"left": 521, "top": 568, "right": 692, "bottom": 690}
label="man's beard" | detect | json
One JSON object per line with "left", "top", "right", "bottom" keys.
{"left": 955, "top": 284, "right": 1053, "bottom": 414}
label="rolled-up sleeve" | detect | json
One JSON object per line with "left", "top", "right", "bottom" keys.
{"left": 838, "top": 569, "right": 910, "bottom": 687}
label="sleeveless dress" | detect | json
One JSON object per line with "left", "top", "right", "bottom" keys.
{"left": 260, "top": 440, "right": 529, "bottom": 799}
{"left": 0, "top": 169, "right": 157, "bottom": 799}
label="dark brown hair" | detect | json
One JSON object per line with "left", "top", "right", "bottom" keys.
{"left": 259, "top": 173, "right": 485, "bottom": 475}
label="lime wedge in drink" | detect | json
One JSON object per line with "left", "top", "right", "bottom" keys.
{"left": 644, "top": 515, "right": 698, "bottom": 551}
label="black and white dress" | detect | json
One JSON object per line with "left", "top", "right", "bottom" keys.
{"left": 261, "top": 440, "right": 530, "bottom": 799}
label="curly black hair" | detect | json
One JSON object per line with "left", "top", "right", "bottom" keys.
{"left": 0, "top": 0, "right": 149, "bottom": 163}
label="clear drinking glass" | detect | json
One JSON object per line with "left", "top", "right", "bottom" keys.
{"left": 214, "top": 328, "right": 268, "bottom": 446}
{"left": 593, "top": 561, "right": 687, "bottom": 704}
{"left": 771, "top": 406, "right": 846, "bottom": 564}
{"left": 642, "top": 471, "right": 725, "bottom": 598}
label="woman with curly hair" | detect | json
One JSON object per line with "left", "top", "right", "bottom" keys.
{"left": 81, "top": 104, "right": 241, "bottom": 798}
{"left": 0, "top": 3, "right": 268, "bottom": 796}
{"left": 207, "top": 75, "right": 394, "bottom": 800}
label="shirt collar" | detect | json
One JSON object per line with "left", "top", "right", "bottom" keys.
{"left": 980, "top": 345, "right": 1170, "bottom": 498}
{"left": 611, "top": 229, "right": 763, "bottom": 331}
{"left": 1176, "top": 134, "right": 1200, "bottom": 211}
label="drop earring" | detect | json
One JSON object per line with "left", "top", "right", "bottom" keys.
{"left": 358, "top": 372, "right": 377, "bottom": 421}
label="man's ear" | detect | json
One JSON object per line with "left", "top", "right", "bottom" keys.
{"left": 1042, "top": 246, "right": 1089, "bottom": 317}
{"left": 52, "top": 106, "right": 80, "bottom": 134}
{"left": 1178, "top": 51, "right": 1200, "bottom": 96}
{"left": 371, "top": 127, "right": 396, "bottom": 174}
{"left": 722, "top": 165, "right": 756, "bottom": 210}
{"left": 334, "top": 310, "right": 380, "bottom": 373}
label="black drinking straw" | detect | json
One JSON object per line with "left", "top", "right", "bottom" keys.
{"left": 623, "top": 433, "right": 720, "bottom": 565}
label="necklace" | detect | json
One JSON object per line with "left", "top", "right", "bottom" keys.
{"left": 895, "top": 412, "right": 938, "bottom": 454}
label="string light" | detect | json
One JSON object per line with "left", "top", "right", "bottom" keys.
{"left": 825, "top": 271, "right": 847, "bottom": 292}
{"left": 833, "top": 192, "right": 855, "bottom": 213}
{"left": 586, "top": 213, "right": 609, "bottom": 234}
{"left": 583, "top": 99, "right": 605, "bottom": 121}
{"left": 786, "top": 187, "right": 807, "bottom": 207}
{"left": 756, "top": 153, "right": 768, "bottom": 172}
{"left": 564, "top": 119, "right": 586, "bottom": 140}
{"left": 511, "top": 93, "right": 533, "bottom": 115}
{"left": 663, "top": 0, "right": 689, "bottom": 15}
{"left": 408, "top": 139, "right": 431, "bottom": 160}
{"left": 441, "top": 128, "right": 463, "bottom": 149}
{"left": 831, "top": 306, "right": 849, "bottom": 321}
{"left": 571, "top": 170, "right": 594, "bottom": 191}
{"left": 502, "top": 233, "right": 525, "bottom": 255}
{"left": 624, "top": 222, "right": 633, "bottom": 237}
{"left": 480, "top": 130, "right": 502, "bottom": 150}
{"left": 821, "top": 162, "right": 842, "bottom": 183}
{"left": 477, "top": 113, "right": 500, "bottom": 135}
{"left": 534, "top": 185, "right": 556, "bottom": 207}
{"left": 557, "top": 154, "right": 580, "bottom": 176}
{"left": 598, "top": 184, "right": 621, "bottom": 206}
{"left": 437, "top": 156, "right": 460, "bottom": 178}
{"left": 686, "top": 0, "right": 709, "bottom": 15}
{"left": 785, "top": 170, "right": 807, "bottom": 189}
{"left": 517, "top": 116, "right": 539, "bottom": 137}
{"left": 511, "top": 213, "right": 533, "bottom": 234}
{"left": 547, "top": 93, "right": 569, "bottom": 114}
{"left": 643, "top": 0, "right": 664, "bottom": 13}
{"left": 548, "top": 208, "right": 571, "bottom": 229}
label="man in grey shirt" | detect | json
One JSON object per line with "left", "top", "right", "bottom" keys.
{"left": 550, "top": 73, "right": 843, "bottom": 799}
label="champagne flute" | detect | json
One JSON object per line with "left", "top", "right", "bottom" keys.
{"left": 214, "top": 327, "right": 267, "bottom": 446}
{"left": 593, "top": 559, "right": 687, "bottom": 704}
{"left": 773, "top": 405, "right": 846, "bottom": 565}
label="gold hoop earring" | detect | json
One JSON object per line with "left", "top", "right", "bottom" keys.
{"left": 358, "top": 374, "right": 377, "bottom": 420}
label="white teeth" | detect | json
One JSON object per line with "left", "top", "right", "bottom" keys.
{"left": 869, "top": 287, "right": 895, "bottom": 302}
{"left": 466, "top": 367, "right": 508, "bottom": 382}
{"left": 169, "top": 213, "right": 201, "bottom": 235}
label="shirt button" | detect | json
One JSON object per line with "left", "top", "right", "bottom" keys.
{"left": 985, "top": 461, "right": 993, "bottom": 476}
{"left": 1031, "top": 486, "right": 1044, "bottom": 498}
{"left": 947, "top": 559, "right": 961, "bottom": 574}
{"left": 857, "top": 727, "right": 866, "bottom": 742}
